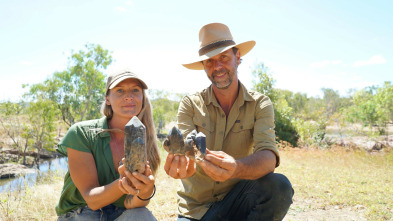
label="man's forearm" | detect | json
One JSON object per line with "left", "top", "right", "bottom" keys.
{"left": 233, "top": 150, "right": 276, "bottom": 180}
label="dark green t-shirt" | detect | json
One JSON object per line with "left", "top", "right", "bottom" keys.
{"left": 55, "top": 117, "right": 126, "bottom": 216}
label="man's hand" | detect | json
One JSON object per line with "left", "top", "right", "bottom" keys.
{"left": 164, "top": 153, "right": 196, "bottom": 179}
{"left": 198, "top": 149, "right": 238, "bottom": 182}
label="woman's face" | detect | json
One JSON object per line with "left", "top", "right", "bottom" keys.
{"left": 106, "top": 78, "right": 144, "bottom": 120}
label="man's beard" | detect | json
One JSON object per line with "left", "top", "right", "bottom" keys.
{"left": 209, "top": 68, "right": 236, "bottom": 89}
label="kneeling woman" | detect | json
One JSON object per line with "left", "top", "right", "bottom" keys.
{"left": 56, "top": 69, "right": 160, "bottom": 220}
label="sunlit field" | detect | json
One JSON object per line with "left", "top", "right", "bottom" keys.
{"left": 1, "top": 146, "right": 392, "bottom": 220}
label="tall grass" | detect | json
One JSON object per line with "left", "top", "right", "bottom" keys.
{"left": 1, "top": 146, "right": 392, "bottom": 220}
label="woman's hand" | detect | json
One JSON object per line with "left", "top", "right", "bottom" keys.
{"left": 118, "top": 160, "right": 155, "bottom": 208}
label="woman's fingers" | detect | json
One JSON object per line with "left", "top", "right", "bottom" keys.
{"left": 118, "top": 176, "right": 139, "bottom": 195}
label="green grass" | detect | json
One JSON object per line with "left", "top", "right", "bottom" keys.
{"left": 1, "top": 146, "right": 392, "bottom": 220}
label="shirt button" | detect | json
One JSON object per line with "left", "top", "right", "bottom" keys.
{"left": 202, "top": 123, "right": 206, "bottom": 127}
{"left": 221, "top": 114, "right": 225, "bottom": 118}
{"left": 240, "top": 126, "right": 243, "bottom": 129}
{"left": 219, "top": 131, "right": 223, "bottom": 136}
{"left": 216, "top": 181, "right": 220, "bottom": 184}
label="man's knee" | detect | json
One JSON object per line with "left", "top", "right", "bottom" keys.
{"left": 258, "top": 173, "right": 294, "bottom": 202}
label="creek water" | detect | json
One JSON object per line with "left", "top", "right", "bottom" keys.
{"left": 0, "top": 157, "right": 68, "bottom": 193}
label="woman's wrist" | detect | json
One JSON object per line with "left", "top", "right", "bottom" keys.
{"left": 137, "top": 184, "right": 156, "bottom": 201}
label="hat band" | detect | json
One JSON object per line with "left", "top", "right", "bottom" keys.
{"left": 198, "top": 40, "right": 236, "bottom": 56}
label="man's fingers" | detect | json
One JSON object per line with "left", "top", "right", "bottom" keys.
{"left": 201, "top": 160, "right": 230, "bottom": 181}
{"left": 164, "top": 154, "right": 174, "bottom": 174}
{"left": 168, "top": 155, "right": 180, "bottom": 178}
{"left": 178, "top": 156, "right": 188, "bottom": 178}
{"left": 187, "top": 157, "right": 196, "bottom": 174}
{"left": 199, "top": 159, "right": 223, "bottom": 176}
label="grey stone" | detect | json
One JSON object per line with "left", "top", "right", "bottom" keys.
{"left": 124, "top": 116, "right": 146, "bottom": 174}
{"left": 195, "top": 132, "right": 206, "bottom": 160}
{"left": 0, "top": 164, "right": 35, "bottom": 179}
{"left": 163, "top": 127, "right": 193, "bottom": 155}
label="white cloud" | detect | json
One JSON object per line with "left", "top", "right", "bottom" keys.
{"left": 115, "top": 7, "right": 127, "bottom": 12}
{"left": 353, "top": 55, "right": 386, "bottom": 67}
{"left": 310, "top": 60, "right": 342, "bottom": 68}
{"left": 125, "top": 1, "right": 132, "bottom": 5}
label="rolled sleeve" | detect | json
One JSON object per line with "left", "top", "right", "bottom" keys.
{"left": 56, "top": 123, "right": 93, "bottom": 156}
{"left": 253, "top": 96, "right": 280, "bottom": 167}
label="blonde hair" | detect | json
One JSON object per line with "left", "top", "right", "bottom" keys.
{"left": 101, "top": 90, "right": 161, "bottom": 175}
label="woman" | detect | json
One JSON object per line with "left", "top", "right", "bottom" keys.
{"left": 56, "top": 69, "right": 160, "bottom": 220}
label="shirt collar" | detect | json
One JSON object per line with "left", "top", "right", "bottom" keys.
{"left": 98, "top": 117, "right": 111, "bottom": 138}
{"left": 204, "top": 81, "right": 254, "bottom": 106}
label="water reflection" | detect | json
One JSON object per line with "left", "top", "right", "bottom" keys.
{"left": 0, "top": 157, "right": 68, "bottom": 193}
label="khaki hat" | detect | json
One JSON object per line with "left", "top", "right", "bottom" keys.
{"left": 106, "top": 68, "right": 148, "bottom": 93}
{"left": 182, "top": 23, "right": 256, "bottom": 70}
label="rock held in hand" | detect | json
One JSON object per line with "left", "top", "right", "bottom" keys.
{"left": 124, "top": 116, "right": 146, "bottom": 174}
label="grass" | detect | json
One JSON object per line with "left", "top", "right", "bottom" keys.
{"left": 1, "top": 146, "right": 392, "bottom": 220}
{"left": 276, "top": 147, "right": 393, "bottom": 220}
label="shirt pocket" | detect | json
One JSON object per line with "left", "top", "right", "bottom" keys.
{"left": 193, "top": 116, "right": 214, "bottom": 136}
{"left": 226, "top": 120, "right": 254, "bottom": 158}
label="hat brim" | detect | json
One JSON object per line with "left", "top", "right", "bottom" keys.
{"left": 109, "top": 76, "right": 148, "bottom": 90}
{"left": 182, "top": 40, "right": 256, "bottom": 70}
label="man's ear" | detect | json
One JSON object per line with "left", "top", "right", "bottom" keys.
{"left": 236, "top": 50, "right": 241, "bottom": 65}
{"left": 105, "top": 95, "right": 111, "bottom": 105}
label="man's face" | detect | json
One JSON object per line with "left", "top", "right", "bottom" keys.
{"left": 202, "top": 48, "right": 240, "bottom": 90}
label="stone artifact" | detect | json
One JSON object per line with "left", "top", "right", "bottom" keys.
{"left": 194, "top": 131, "right": 207, "bottom": 160}
{"left": 163, "top": 126, "right": 191, "bottom": 155}
{"left": 124, "top": 116, "right": 146, "bottom": 174}
{"left": 163, "top": 127, "right": 206, "bottom": 161}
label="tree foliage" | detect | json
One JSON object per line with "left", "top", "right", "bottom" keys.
{"left": 25, "top": 98, "right": 59, "bottom": 164}
{"left": 149, "top": 90, "right": 181, "bottom": 135}
{"left": 252, "top": 63, "right": 299, "bottom": 146}
{"left": 0, "top": 43, "right": 113, "bottom": 163}
{"left": 344, "top": 82, "right": 393, "bottom": 136}
{"left": 24, "top": 43, "right": 112, "bottom": 126}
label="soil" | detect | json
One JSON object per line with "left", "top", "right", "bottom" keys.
{"left": 283, "top": 197, "right": 367, "bottom": 221}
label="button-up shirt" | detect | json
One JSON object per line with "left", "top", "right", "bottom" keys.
{"left": 176, "top": 81, "right": 280, "bottom": 219}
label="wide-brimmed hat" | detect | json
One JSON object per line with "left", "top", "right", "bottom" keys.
{"left": 106, "top": 68, "right": 148, "bottom": 93}
{"left": 182, "top": 23, "right": 256, "bottom": 70}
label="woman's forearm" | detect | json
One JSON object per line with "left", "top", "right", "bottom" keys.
{"left": 83, "top": 179, "right": 124, "bottom": 211}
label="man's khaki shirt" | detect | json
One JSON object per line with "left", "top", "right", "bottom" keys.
{"left": 176, "top": 81, "right": 280, "bottom": 219}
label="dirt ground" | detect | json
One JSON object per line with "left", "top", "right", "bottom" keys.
{"left": 283, "top": 197, "right": 367, "bottom": 221}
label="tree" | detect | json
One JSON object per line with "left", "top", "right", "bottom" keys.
{"left": 25, "top": 98, "right": 59, "bottom": 165}
{"left": 149, "top": 90, "right": 179, "bottom": 135}
{"left": 321, "top": 88, "right": 341, "bottom": 119}
{"left": 24, "top": 43, "right": 112, "bottom": 126}
{"left": 375, "top": 81, "right": 393, "bottom": 142}
{"left": 0, "top": 101, "right": 25, "bottom": 163}
{"left": 252, "top": 62, "right": 299, "bottom": 146}
{"left": 252, "top": 63, "right": 277, "bottom": 102}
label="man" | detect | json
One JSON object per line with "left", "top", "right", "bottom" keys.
{"left": 164, "top": 23, "right": 294, "bottom": 221}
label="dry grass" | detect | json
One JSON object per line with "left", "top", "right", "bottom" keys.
{"left": 0, "top": 173, "right": 64, "bottom": 220}
{"left": 1, "top": 146, "right": 392, "bottom": 220}
{"left": 277, "top": 147, "right": 393, "bottom": 220}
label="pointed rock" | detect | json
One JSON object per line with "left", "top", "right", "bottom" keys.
{"left": 124, "top": 116, "right": 146, "bottom": 173}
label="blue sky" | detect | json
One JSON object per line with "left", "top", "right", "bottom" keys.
{"left": 1, "top": 0, "right": 392, "bottom": 101}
